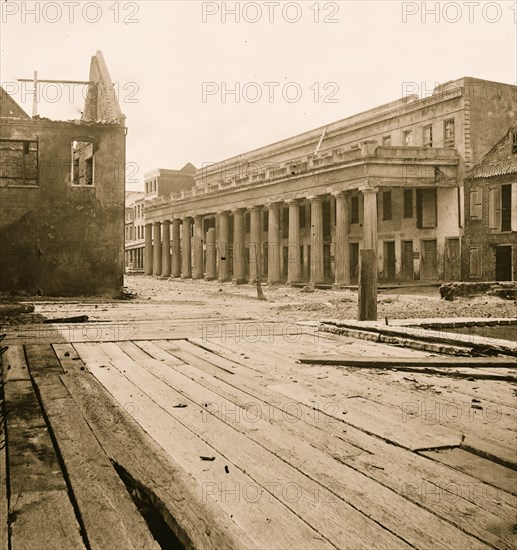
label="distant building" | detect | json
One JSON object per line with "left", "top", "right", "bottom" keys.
{"left": 0, "top": 51, "right": 126, "bottom": 296}
{"left": 124, "top": 164, "right": 196, "bottom": 275}
{"left": 463, "top": 124, "right": 517, "bottom": 281}
{"left": 143, "top": 77, "right": 516, "bottom": 285}
{"left": 125, "top": 191, "right": 145, "bottom": 272}
{"left": 144, "top": 164, "right": 196, "bottom": 198}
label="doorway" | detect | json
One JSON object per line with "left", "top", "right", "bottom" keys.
{"left": 495, "top": 246, "right": 512, "bottom": 281}
{"left": 445, "top": 238, "right": 460, "bottom": 281}
{"left": 350, "top": 243, "right": 359, "bottom": 284}
{"left": 421, "top": 239, "right": 438, "bottom": 280}
{"left": 383, "top": 241, "right": 396, "bottom": 280}
{"left": 401, "top": 240, "right": 414, "bottom": 280}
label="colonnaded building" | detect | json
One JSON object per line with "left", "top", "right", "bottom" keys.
{"left": 134, "top": 77, "right": 516, "bottom": 286}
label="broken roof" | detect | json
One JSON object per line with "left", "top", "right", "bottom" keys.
{"left": 0, "top": 87, "right": 30, "bottom": 119}
{"left": 468, "top": 124, "right": 517, "bottom": 179}
{"left": 1, "top": 51, "right": 124, "bottom": 125}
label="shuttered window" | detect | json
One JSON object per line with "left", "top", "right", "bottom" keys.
{"left": 403, "top": 189, "right": 413, "bottom": 218}
{"left": 489, "top": 187, "right": 501, "bottom": 230}
{"left": 512, "top": 183, "right": 517, "bottom": 231}
{"left": 382, "top": 191, "right": 392, "bottom": 221}
{"left": 469, "top": 188, "right": 482, "bottom": 219}
{"left": 469, "top": 247, "right": 482, "bottom": 278}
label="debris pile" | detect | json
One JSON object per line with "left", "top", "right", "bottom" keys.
{"left": 440, "top": 281, "right": 517, "bottom": 301}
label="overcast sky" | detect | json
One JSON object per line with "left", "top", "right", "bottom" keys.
{"left": 2, "top": 0, "right": 516, "bottom": 190}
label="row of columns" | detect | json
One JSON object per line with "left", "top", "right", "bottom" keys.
{"left": 125, "top": 247, "right": 144, "bottom": 270}
{"left": 144, "top": 188, "right": 378, "bottom": 286}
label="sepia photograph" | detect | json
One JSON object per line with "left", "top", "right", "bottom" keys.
{"left": 0, "top": 1, "right": 516, "bottom": 548}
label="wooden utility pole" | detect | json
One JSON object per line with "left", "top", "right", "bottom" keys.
{"left": 358, "top": 249, "right": 377, "bottom": 321}
{"left": 255, "top": 244, "right": 266, "bottom": 301}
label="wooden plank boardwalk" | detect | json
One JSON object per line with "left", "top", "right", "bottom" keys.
{"left": 1, "top": 328, "right": 516, "bottom": 549}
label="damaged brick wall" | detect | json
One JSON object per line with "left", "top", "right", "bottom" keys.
{"left": 0, "top": 118, "right": 126, "bottom": 296}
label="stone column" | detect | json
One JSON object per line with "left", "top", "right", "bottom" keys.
{"left": 334, "top": 192, "right": 350, "bottom": 286}
{"left": 287, "top": 200, "right": 301, "bottom": 284}
{"left": 218, "top": 211, "right": 230, "bottom": 282}
{"left": 205, "top": 227, "right": 216, "bottom": 280}
{"left": 161, "top": 220, "right": 171, "bottom": 277}
{"left": 310, "top": 197, "right": 324, "bottom": 284}
{"left": 232, "top": 208, "right": 245, "bottom": 284}
{"left": 193, "top": 215, "right": 204, "bottom": 279}
{"left": 362, "top": 187, "right": 378, "bottom": 251}
{"left": 144, "top": 223, "right": 153, "bottom": 275}
{"left": 171, "top": 219, "right": 181, "bottom": 277}
{"left": 268, "top": 203, "right": 281, "bottom": 284}
{"left": 152, "top": 221, "right": 162, "bottom": 276}
{"left": 181, "top": 217, "right": 192, "bottom": 278}
{"left": 249, "top": 207, "right": 262, "bottom": 283}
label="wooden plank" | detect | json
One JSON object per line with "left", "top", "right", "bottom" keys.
{"left": 133, "top": 340, "right": 185, "bottom": 366}
{"left": 2, "top": 345, "right": 30, "bottom": 381}
{"left": 160, "top": 340, "right": 516, "bottom": 547}
{"left": 420, "top": 449, "right": 517, "bottom": 495}
{"left": 76, "top": 342, "right": 335, "bottom": 550}
{"left": 130, "top": 341, "right": 496, "bottom": 549}
{"left": 227, "top": 337, "right": 517, "bottom": 465}
{"left": 160, "top": 339, "right": 238, "bottom": 375}
{"left": 462, "top": 436, "right": 517, "bottom": 471}
{"left": 298, "top": 355, "right": 517, "bottom": 369}
{"left": 188, "top": 338, "right": 464, "bottom": 451}
{"left": 9, "top": 491, "right": 85, "bottom": 550}
{"left": 269, "top": 382, "right": 463, "bottom": 451}
{"left": 32, "top": 375, "right": 160, "bottom": 550}
{"left": 118, "top": 342, "right": 411, "bottom": 550}
{"left": 61, "top": 369, "right": 256, "bottom": 550}
{"left": 24, "top": 344, "right": 64, "bottom": 384}
{"left": 4, "top": 379, "right": 85, "bottom": 550}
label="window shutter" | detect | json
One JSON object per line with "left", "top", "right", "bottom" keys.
{"left": 512, "top": 183, "right": 517, "bottom": 231}
{"left": 469, "top": 188, "right": 482, "bottom": 219}
{"left": 489, "top": 187, "right": 501, "bottom": 230}
{"left": 469, "top": 247, "right": 482, "bottom": 278}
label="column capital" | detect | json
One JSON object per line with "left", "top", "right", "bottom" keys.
{"left": 249, "top": 205, "right": 263, "bottom": 212}
{"left": 358, "top": 178, "right": 380, "bottom": 192}
{"left": 285, "top": 198, "right": 302, "bottom": 205}
{"left": 231, "top": 207, "right": 245, "bottom": 215}
{"left": 307, "top": 194, "right": 324, "bottom": 203}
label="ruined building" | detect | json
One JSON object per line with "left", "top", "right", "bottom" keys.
{"left": 0, "top": 51, "right": 126, "bottom": 296}
{"left": 463, "top": 123, "right": 517, "bottom": 281}
{"left": 142, "top": 77, "right": 515, "bottom": 285}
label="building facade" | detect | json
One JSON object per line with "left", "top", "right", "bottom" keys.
{"left": 125, "top": 165, "right": 196, "bottom": 274}
{"left": 463, "top": 124, "right": 517, "bottom": 281}
{"left": 143, "top": 77, "right": 516, "bottom": 285}
{"left": 125, "top": 191, "right": 145, "bottom": 271}
{"left": 0, "top": 51, "right": 126, "bottom": 296}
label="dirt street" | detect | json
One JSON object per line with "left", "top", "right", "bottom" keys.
{"left": 124, "top": 275, "right": 517, "bottom": 322}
